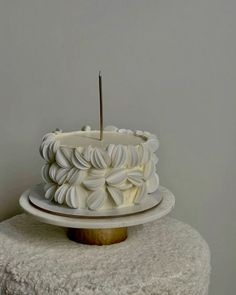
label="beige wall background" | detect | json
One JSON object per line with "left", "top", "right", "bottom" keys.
{"left": 0, "top": 1, "right": 235, "bottom": 294}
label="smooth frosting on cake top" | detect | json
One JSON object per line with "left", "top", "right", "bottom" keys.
{"left": 40, "top": 125, "right": 160, "bottom": 210}
{"left": 57, "top": 130, "right": 144, "bottom": 148}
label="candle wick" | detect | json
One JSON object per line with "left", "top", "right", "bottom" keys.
{"left": 99, "top": 71, "right": 103, "bottom": 141}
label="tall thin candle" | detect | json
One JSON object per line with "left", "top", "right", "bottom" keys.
{"left": 99, "top": 71, "right": 103, "bottom": 141}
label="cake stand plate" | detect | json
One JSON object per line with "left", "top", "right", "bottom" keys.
{"left": 19, "top": 186, "right": 175, "bottom": 245}
{"left": 28, "top": 184, "right": 163, "bottom": 218}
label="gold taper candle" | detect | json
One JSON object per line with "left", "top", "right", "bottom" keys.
{"left": 99, "top": 71, "right": 103, "bottom": 141}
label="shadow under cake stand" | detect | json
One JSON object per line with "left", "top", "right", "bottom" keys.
{"left": 19, "top": 185, "right": 175, "bottom": 245}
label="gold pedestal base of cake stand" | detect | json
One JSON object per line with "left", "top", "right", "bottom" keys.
{"left": 67, "top": 227, "right": 128, "bottom": 245}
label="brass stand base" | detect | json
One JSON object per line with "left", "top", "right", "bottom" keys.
{"left": 67, "top": 227, "right": 128, "bottom": 245}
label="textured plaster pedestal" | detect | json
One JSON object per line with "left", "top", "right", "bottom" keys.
{"left": 0, "top": 214, "right": 210, "bottom": 295}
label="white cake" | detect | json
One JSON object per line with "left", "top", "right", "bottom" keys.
{"left": 40, "top": 126, "right": 160, "bottom": 210}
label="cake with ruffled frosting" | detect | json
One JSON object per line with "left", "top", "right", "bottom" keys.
{"left": 40, "top": 125, "right": 160, "bottom": 210}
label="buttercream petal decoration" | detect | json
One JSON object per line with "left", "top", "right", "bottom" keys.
{"left": 72, "top": 148, "right": 91, "bottom": 170}
{"left": 144, "top": 160, "right": 155, "bottom": 180}
{"left": 67, "top": 169, "right": 87, "bottom": 185}
{"left": 91, "top": 148, "right": 110, "bottom": 169}
{"left": 44, "top": 183, "right": 57, "bottom": 200}
{"left": 65, "top": 167, "right": 78, "bottom": 183}
{"left": 127, "top": 145, "right": 140, "bottom": 168}
{"left": 106, "top": 168, "right": 127, "bottom": 185}
{"left": 152, "top": 153, "right": 159, "bottom": 165}
{"left": 104, "top": 125, "right": 118, "bottom": 131}
{"left": 83, "top": 176, "right": 105, "bottom": 191}
{"left": 40, "top": 127, "right": 160, "bottom": 209}
{"left": 46, "top": 142, "right": 54, "bottom": 162}
{"left": 47, "top": 140, "right": 60, "bottom": 162}
{"left": 147, "top": 133, "right": 157, "bottom": 139}
{"left": 76, "top": 186, "right": 88, "bottom": 209}
{"left": 49, "top": 163, "right": 60, "bottom": 183}
{"left": 107, "top": 186, "right": 123, "bottom": 206}
{"left": 118, "top": 128, "right": 128, "bottom": 134}
{"left": 39, "top": 143, "right": 51, "bottom": 162}
{"left": 111, "top": 145, "right": 127, "bottom": 168}
{"left": 139, "top": 143, "right": 151, "bottom": 164}
{"left": 65, "top": 186, "right": 79, "bottom": 208}
{"left": 127, "top": 170, "right": 143, "bottom": 186}
{"left": 118, "top": 128, "right": 133, "bottom": 134}
{"left": 81, "top": 125, "right": 91, "bottom": 131}
{"left": 107, "top": 144, "right": 116, "bottom": 158}
{"left": 54, "top": 128, "right": 62, "bottom": 133}
{"left": 147, "top": 138, "right": 160, "bottom": 152}
{"left": 89, "top": 169, "right": 106, "bottom": 177}
{"left": 55, "top": 147, "right": 72, "bottom": 168}
{"left": 127, "top": 170, "right": 143, "bottom": 178}
{"left": 51, "top": 140, "right": 60, "bottom": 154}
{"left": 54, "top": 183, "right": 70, "bottom": 204}
{"left": 61, "top": 146, "right": 73, "bottom": 161}
{"left": 134, "top": 182, "right": 147, "bottom": 204}
{"left": 126, "top": 129, "right": 134, "bottom": 134}
{"left": 143, "top": 131, "right": 151, "bottom": 137}
{"left": 40, "top": 133, "right": 56, "bottom": 161}
{"left": 135, "top": 130, "right": 144, "bottom": 136}
{"left": 41, "top": 164, "right": 51, "bottom": 183}
{"left": 83, "top": 145, "right": 93, "bottom": 162}
{"left": 146, "top": 173, "right": 159, "bottom": 193}
{"left": 112, "top": 181, "right": 133, "bottom": 190}
{"left": 87, "top": 189, "right": 106, "bottom": 210}
{"left": 42, "top": 132, "right": 55, "bottom": 143}
{"left": 56, "top": 168, "right": 69, "bottom": 185}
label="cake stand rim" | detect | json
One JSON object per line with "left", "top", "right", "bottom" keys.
{"left": 28, "top": 183, "right": 163, "bottom": 218}
{"left": 19, "top": 186, "right": 175, "bottom": 229}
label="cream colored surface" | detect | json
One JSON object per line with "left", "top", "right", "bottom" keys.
{"left": 0, "top": 1, "right": 235, "bottom": 294}
{"left": 57, "top": 131, "right": 144, "bottom": 147}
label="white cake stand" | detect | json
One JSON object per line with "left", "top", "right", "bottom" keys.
{"left": 19, "top": 186, "right": 175, "bottom": 245}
